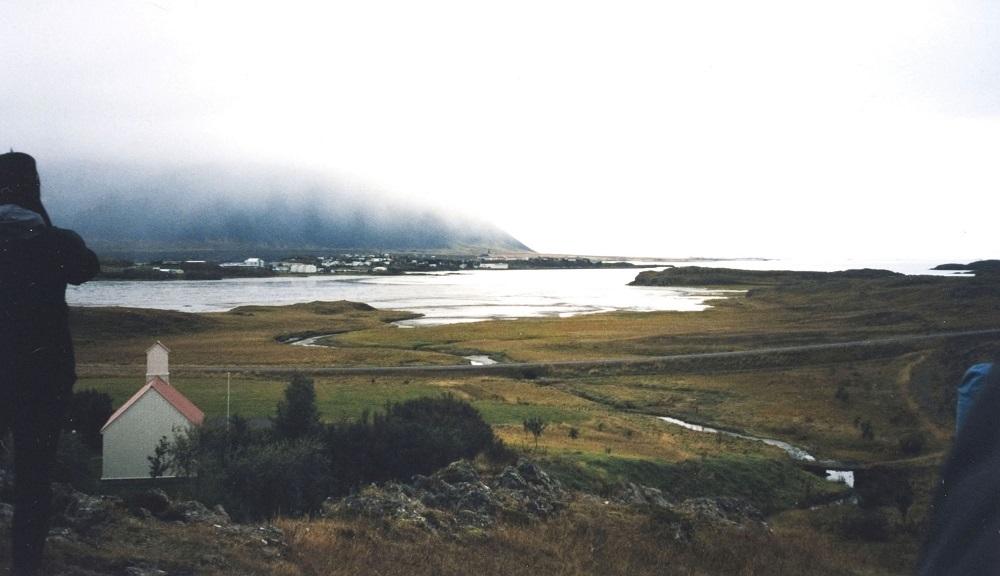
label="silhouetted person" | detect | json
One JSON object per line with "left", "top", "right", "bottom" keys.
{"left": 920, "top": 362, "right": 1000, "bottom": 575}
{"left": 0, "top": 152, "right": 99, "bottom": 575}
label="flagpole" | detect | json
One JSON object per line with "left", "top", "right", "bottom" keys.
{"left": 226, "top": 371, "right": 231, "bottom": 430}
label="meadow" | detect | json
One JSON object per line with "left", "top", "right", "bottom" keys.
{"left": 62, "top": 267, "right": 1000, "bottom": 574}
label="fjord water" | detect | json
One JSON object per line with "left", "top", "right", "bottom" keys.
{"left": 66, "top": 268, "right": 729, "bottom": 324}
{"left": 65, "top": 259, "right": 963, "bottom": 325}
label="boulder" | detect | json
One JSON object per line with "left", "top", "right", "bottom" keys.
{"left": 124, "top": 489, "right": 229, "bottom": 525}
{"left": 168, "top": 499, "right": 231, "bottom": 525}
{"left": 51, "top": 483, "right": 120, "bottom": 531}
{"left": 414, "top": 474, "right": 497, "bottom": 518}
{"left": 675, "top": 497, "right": 765, "bottom": 527}
{"left": 127, "top": 489, "right": 172, "bottom": 517}
{"left": 326, "top": 483, "right": 434, "bottom": 530}
{"left": 435, "top": 460, "right": 482, "bottom": 485}
{"left": 496, "top": 466, "right": 529, "bottom": 491}
{"left": 494, "top": 459, "right": 567, "bottom": 518}
{"left": 614, "top": 482, "right": 672, "bottom": 509}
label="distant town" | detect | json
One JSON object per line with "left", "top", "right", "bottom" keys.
{"left": 97, "top": 253, "right": 651, "bottom": 280}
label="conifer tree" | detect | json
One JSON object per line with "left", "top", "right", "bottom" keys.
{"left": 273, "top": 374, "right": 322, "bottom": 440}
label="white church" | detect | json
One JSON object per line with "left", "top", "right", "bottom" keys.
{"left": 100, "top": 342, "right": 205, "bottom": 480}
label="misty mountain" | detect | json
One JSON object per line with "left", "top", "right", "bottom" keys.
{"left": 38, "top": 161, "right": 531, "bottom": 258}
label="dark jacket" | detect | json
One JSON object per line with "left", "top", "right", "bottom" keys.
{"left": 920, "top": 363, "right": 1000, "bottom": 575}
{"left": 0, "top": 204, "right": 100, "bottom": 382}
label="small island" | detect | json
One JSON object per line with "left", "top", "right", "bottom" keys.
{"left": 932, "top": 259, "right": 1000, "bottom": 272}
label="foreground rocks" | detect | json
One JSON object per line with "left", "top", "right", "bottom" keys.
{"left": 325, "top": 459, "right": 766, "bottom": 538}
{"left": 0, "top": 461, "right": 768, "bottom": 573}
{"left": 0, "top": 484, "right": 288, "bottom": 575}
{"left": 325, "top": 459, "right": 568, "bottom": 535}
{"left": 123, "top": 488, "right": 231, "bottom": 526}
{"left": 609, "top": 482, "right": 764, "bottom": 526}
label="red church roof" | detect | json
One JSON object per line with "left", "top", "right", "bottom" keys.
{"left": 100, "top": 376, "right": 205, "bottom": 433}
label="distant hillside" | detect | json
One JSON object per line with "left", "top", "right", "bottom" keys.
{"left": 41, "top": 161, "right": 531, "bottom": 258}
{"left": 630, "top": 266, "right": 902, "bottom": 287}
{"left": 933, "top": 260, "right": 1000, "bottom": 272}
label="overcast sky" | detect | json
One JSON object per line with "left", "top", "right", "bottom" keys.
{"left": 3, "top": 1, "right": 998, "bottom": 260}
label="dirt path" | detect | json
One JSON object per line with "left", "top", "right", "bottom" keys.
{"left": 78, "top": 327, "right": 1000, "bottom": 377}
{"left": 895, "top": 353, "right": 952, "bottom": 444}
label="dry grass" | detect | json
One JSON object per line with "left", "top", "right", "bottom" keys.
{"left": 0, "top": 500, "right": 917, "bottom": 576}
{"left": 280, "top": 501, "right": 915, "bottom": 576}
{"left": 559, "top": 354, "right": 941, "bottom": 461}
{"left": 71, "top": 301, "right": 459, "bottom": 367}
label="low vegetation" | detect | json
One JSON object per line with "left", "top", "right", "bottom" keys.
{"left": 154, "top": 378, "right": 506, "bottom": 521}
{"left": 50, "top": 265, "right": 1000, "bottom": 573}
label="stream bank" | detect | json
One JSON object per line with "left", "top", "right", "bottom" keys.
{"left": 657, "top": 416, "right": 855, "bottom": 487}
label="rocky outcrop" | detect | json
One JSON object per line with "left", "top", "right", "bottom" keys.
{"left": 51, "top": 483, "right": 122, "bottom": 531}
{"left": 326, "top": 459, "right": 767, "bottom": 540}
{"left": 674, "top": 496, "right": 766, "bottom": 527}
{"left": 122, "top": 488, "right": 231, "bottom": 526}
{"left": 0, "top": 484, "right": 280, "bottom": 574}
{"left": 612, "top": 482, "right": 672, "bottom": 509}
{"left": 325, "top": 459, "right": 568, "bottom": 536}
{"left": 608, "top": 482, "right": 766, "bottom": 535}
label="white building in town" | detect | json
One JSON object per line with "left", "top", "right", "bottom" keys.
{"left": 288, "top": 263, "right": 318, "bottom": 274}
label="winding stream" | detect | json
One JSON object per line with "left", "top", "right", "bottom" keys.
{"left": 289, "top": 334, "right": 335, "bottom": 348}
{"left": 658, "top": 416, "right": 854, "bottom": 487}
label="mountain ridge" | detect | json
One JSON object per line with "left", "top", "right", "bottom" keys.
{"left": 39, "top": 161, "right": 531, "bottom": 258}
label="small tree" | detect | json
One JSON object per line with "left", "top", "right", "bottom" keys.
{"left": 148, "top": 435, "right": 173, "bottom": 478}
{"left": 898, "top": 431, "right": 926, "bottom": 456}
{"left": 834, "top": 385, "right": 850, "bottom": 403}
{"left": 860, "top": 420, "right": 875, "bottom": 441}
{"left": 274, "top": 374, "right": 322, "bottom": 440}
{"left": 168, "top": 428, "right": 198, "bottom": 477}
{"left": 523, "top": 416, "right": 547, "bottom": 449}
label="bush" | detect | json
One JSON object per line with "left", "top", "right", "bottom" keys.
{"left": 834, "top": 385, "right": 850, "bottom": 403}
{"left": 838, "top": 508, "right": 892, "bottom": 541}
{"left": 519, "top": 368, "right": 542, "bottom": 380}
{"left": 898, "top": 431, "right": 927, "bottom": 456}
{"left": 164, "top": 416, "right": 326, "bottom": 521}
{"left": 325, "top": 394, "right": 501, "bottom": 494}
{"left": 165, "top": 395, "right": 502, "bottom": 520}
{"left": 220, "top": 439, "right": 330, "bottom": 520}
{"left": 856, "top": 419, "right": 875, "bottom": 441}
{"left": 855, "top": 468, "right": 912, "bottom": 511}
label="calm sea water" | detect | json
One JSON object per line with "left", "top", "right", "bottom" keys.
{"left": 67, "top": 268, "right": 730, "bottom": 325}
{"left": 66, "top": 259, "right": 965, "bottom": 325}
